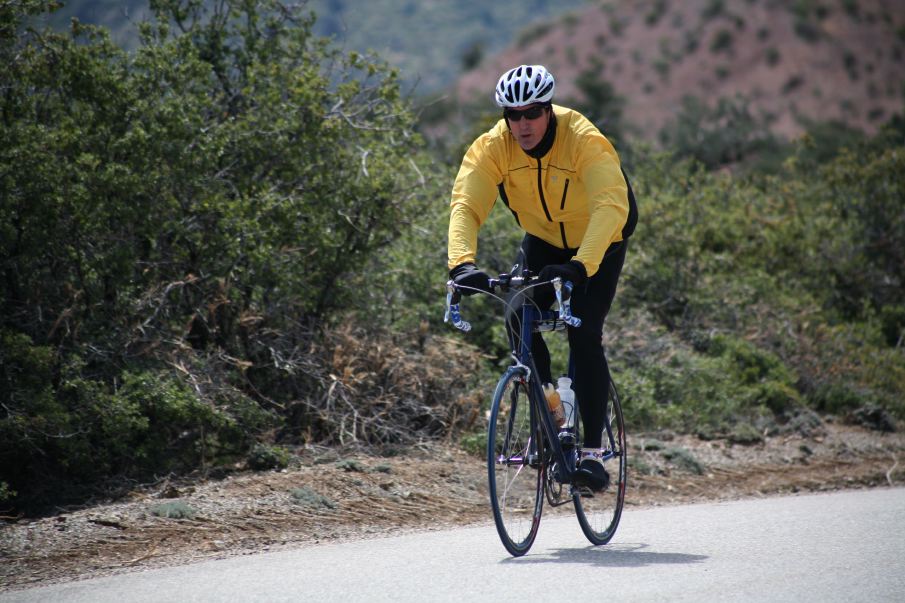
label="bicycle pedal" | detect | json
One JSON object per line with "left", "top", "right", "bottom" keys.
{"left": 577, "top": 486, "right": 595, "bottom": 498}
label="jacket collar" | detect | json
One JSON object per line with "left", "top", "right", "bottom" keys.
{"left": 525, "top": 112, "right": 557, "bottom": 159}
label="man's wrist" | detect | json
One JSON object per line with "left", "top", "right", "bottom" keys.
{"left": 449, "top": 262, "right": 477, "bottom": 280}
{"left": 568, "top": 260, "right": 587, "bottom": 281}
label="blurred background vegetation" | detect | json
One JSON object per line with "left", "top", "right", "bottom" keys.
{"left": 2, "top": 0, "right": 903, "bottom": 514}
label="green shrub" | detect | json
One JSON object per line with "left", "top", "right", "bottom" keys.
{"left": 702, "top": 0, "right": 725, "bottom": 20}
{"left": 849, "top": 406, "right": 897, "bottom": 432}
{"left": 617, "top": 349, "right": 766, "bottom": 433}
{"left": 879, "top": 306, "right": 905, "bottom": 347}
{"left": 706, "top": 335, "right": 795, "bottom": 387}
{"left": 749, "top": 381, "right": 801, "bottom": 415}
{"left": 516, "top": 22, "right": 552, "bottom": 48}
{"left": 658, "top": 96, "right": 780, "bottom": 169}
{"left": 728, "top": 422, "right": 763, "bottom": 445}
{"left": 460, "top": 431, "right": 487, "bottom": 457}
{"left": 639, "top": 439, "right": 668, "bottom": 451}
{"left": 662, "top": 447, "right": 704, "bottom": 474}
{"left": 247, "top": 444, "right": 292, "bottom": 471}
{"left": 811, "top": 383, "right": 869, "bottom": 415}
{"left": 710, "top": 29, "right": 734, "bottom": 53}
{"left": 150, "top": 501, "right": 198, "bottom": 520}
{"left": 0, "top": 482, "right": 16, "bottom": 504}
{"left": 794, "top": 19, "right": 821, "bottom": 42}
{"left": 654, "top": 57, "right": 671, "bottom": 79}
{"left": 335, "top": 459, "right": 365, "bottom": 472}
{"left": 629, "top": 456, "right": 658, "bottom": 476}
{"left": 290, "top": 487, "right": 336, "bottom": 509}
{"left": 841, "top": 0, "right": 858, "bottom": 18}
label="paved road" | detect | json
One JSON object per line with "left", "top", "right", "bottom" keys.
{"left": 4, "top": 488, "right": 904, "bottom": 602}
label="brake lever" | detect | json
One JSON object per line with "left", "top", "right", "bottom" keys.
{"left": 444, "top": 281, "right": 471, "bottom": 332}
{"left": 553, "top": 278, "right": 582, "bottom": 328}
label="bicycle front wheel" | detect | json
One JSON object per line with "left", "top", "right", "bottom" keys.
{"left": 487, "top": 367, "right": 544, "bottom": 557}
{"left": 574, "top": 380, "right": 627, "bottom": 545}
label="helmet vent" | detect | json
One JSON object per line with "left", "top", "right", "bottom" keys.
{"left": 494, "top": 64, "right": 555, "bottom": 108}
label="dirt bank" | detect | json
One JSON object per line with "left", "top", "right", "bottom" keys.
{"left": 2, "top": 422, "right": 902, "bottom": 592}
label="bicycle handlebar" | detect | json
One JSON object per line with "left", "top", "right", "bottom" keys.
{"left": 444, "top": 275, "right": 582, "bottom": 332}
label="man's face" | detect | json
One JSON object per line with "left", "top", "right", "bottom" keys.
{"left": 505, "top": 104, "right": 550, "bottom": 151}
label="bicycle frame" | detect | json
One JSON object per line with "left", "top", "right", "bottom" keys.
{"left": 447, "top": 275, "right": 595, "bottom": 493}
{"left": 512, "top": 302, "right": 580, "bottom": 491}
{"left": 516, "top": 287, "right": 621, "bottom": 473}
{"left": 447, "top": 273, "right": 627, "bottom": 553}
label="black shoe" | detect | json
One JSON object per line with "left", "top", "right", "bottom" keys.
{"left": 574, "top": 458, "right": 610, "bottom": 492}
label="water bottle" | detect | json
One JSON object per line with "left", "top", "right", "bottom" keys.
{"left": 557, "top": 376, "right": 575, "bottom": 429}
{"left": 543, "top": 383, "right": 565, "bottom": 427}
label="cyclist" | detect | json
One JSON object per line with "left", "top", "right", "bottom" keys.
{"left": 447, "top": 64, "right": 637, "bottom": 491}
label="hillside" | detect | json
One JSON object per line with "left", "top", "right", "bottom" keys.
{"left": 40, "top": 0, "right": 587, "bottom": 91}
{"left": 454, "top": 0, "right": 905, "bottom": 142}
{"left": 305, "top": 0, "right": 587, "bottom": 93}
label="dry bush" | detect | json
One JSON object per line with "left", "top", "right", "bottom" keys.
{"left": 284, "top": 325, "right": 486, "bottom": 448}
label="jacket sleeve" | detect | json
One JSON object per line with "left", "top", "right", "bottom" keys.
{"left": 573, "top": 133, "right": 629, "bottom": 277}
{"left": 447, "top": 133, "right": 504, "bottom": 270}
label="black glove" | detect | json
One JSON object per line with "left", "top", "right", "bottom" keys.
{"left": 538, "top": 260, "right": 587, "bottom": 287}
{"left": 449, "top": 263, "right": 492, "bottom": 296}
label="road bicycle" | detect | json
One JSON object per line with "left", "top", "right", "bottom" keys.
{"left": 445, "top": 272, "right": 626, "bottom": 556}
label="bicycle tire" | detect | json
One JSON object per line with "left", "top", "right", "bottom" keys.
{"left": 573, "top": 380, "right": 627, "bottom": 545}
{"left": 487, "top": 366, "right": 545, "bottom": 556}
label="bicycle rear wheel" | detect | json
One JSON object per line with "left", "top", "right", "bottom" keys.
{"left": 487, "top": 367, "right": 544, "bottom": 556}
{"left": 573, "top": 380, "right": 626, "bottom": 545}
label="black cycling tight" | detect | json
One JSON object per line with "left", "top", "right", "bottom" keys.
{"left": 507, "top": 234, "right": 626, "bottom": 448}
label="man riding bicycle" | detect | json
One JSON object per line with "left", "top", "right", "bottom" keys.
{"left": 447, "top": 64, "right": 637, "bottom": 492}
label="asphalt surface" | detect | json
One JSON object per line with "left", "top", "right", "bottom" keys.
{"left": 3, "top": 487, "right": 904, "bottom": 602}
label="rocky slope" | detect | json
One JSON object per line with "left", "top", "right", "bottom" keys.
{"left": 455, "top": 0, "right": 905, "bottom": 141}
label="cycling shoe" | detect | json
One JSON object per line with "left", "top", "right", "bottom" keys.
{"left": 573, "top": 458, "right": 610, "bottom": 492}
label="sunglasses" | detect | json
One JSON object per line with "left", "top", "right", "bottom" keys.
{"left": 504, "top": 105, "right": 548, "bottom": 122}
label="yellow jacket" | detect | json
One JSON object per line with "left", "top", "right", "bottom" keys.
{"left": 448, "top": 105, "right": 632, "bottom": 277}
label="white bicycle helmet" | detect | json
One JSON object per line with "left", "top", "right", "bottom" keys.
{"left": 494, "top": 64, "right": 555, "bottom": 108}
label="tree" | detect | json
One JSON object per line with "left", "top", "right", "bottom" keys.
{"left": 659, "top": 95, "right": 780, "bottom": 169}
{"left": 0, "top": 0, "right": 436, "bottom": 511}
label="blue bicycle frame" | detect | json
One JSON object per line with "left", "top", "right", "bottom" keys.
{"left": 446, "top": 275, "right": 590, "bottom": 484}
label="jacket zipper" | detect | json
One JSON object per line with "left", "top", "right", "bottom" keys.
{"left": 536, "top": 160, "right": 571, "bottom": 248}
{"left": 536, "top": 158, "right": 553, "bottom": 222}
{"left": 556, "top": 174, "right": 570, "bottom": 248}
